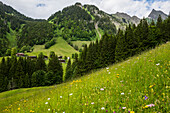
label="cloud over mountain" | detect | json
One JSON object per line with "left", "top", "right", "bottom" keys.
{"left": 0, "top": 0, "right": 169, "bottom": 19}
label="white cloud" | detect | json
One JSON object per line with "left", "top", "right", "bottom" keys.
{"left": 0, "top": 0, "right": 169, "bottom": 19}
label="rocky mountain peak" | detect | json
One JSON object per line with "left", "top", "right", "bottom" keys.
{"left": 148, "top": 9, "right": 168, "bottom": 20}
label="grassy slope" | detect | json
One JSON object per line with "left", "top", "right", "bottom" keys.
{"left": 6, "top": 23, "right": 17, "bottom": 48}
{"left": 26, "top": 37, "right": 79, "bottom": 57}
{"left": 0, "top": 43, "right": 169, "bottom": 113}
{"left": 72, "top": 41, "right": 91, "bottom": 49}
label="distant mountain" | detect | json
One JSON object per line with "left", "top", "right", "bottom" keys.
{"left": 114, "top": 12, "right": 140, "bottom": 25}
{"left": 148, "top": 9, "right": 168, "bottom": 20}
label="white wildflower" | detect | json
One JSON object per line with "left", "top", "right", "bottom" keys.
{"left": 156, "top": 63, "right": 160, "bottom": 66}
{"left": 106, "top": 67, "right": 109, "bottom": 70}
{"left": 48, "top": 108, "right": 50, "bottom": 111}
{"left": 101, "top": 107, "right": 105, "bottom": 110}
{"left": 100, "top": 88, "right": 104, "bottom": 91}
{"left": 108, "top": 72, "right": 111, "bottom": 74}
{"left": 91, "top": 102, "right": 94, "bottom": 105}
{"left": 122, "top": 107, "right": 126, "bottom": 109}
{"left": 121, "top": 93, "right": 124, "bottom": 95}
{"left": 45, "top": 102, "right": 48, "bottom": 104}
{"left": 48, "top": 98, "right": 50, "bottom": 100}
{"left": 69, "top": 93, "right": 73, "bottom": 96}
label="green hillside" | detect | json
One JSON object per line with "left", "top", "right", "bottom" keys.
{"left": 26, "top": 37, "right": 79, "bottom": 57}
{"left": 0, "top": 42, "right": 169, "bottom": 113}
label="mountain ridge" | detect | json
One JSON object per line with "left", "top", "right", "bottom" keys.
{"left": 148, "top": 9, "right": 168, "bottom": 20}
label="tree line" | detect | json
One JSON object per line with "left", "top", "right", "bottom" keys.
{"left": 0, "top": 52, "right": 63, "bottom": 92}
{"left": 65, "top": 15, "right": 170, "bottom": 80}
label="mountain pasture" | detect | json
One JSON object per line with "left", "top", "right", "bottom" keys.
{"left": 26, "top": 37, "right": 79, "bottom": 57}
{"left": 0, "top": 42, "right": 169, "bottom": 113}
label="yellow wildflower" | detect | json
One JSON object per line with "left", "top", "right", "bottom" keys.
{"left": 30, "top": 110, "right": 35, "bottom": 112}
{"left": 143, "top": 105, "right": 149, "bottom": 109}
{"left": 117, "top": 74, "right": 119, "bottom": 75}
{"left": 24, "top": 100, "right": 27, "bottom": 103}
{"left": 116, "top": 76, "right": 119, "bottom": 78}
{"left": 18, "top": 108, "right": 20, "bottom": 110}
{"left": 130, "top": 111, "right": 135, "bottom": 113}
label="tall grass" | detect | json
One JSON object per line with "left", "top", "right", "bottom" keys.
{"left": 0, "top": 42, "right": 169, "bottom": 113}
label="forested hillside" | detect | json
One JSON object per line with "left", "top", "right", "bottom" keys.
{"left": 0, "top": 1, "right": 54, "bottom": 57}
{"left": 65, "top": 15, "right": 170, "bottom": 80}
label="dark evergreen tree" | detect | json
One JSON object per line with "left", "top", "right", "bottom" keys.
{"left": 65, "top": 58, "right": 72, "bottom": 81}
{"left": 35, "top": 52, "right": 46, "bottom": 71}
{"left": 15, "top": 57, "right": 25, "bottom": 88}
{"left": 48, "top": 54, "right": 63, "bottom": 84}
{"left": 115, "top": 29, "right": 126, "bottom": 62}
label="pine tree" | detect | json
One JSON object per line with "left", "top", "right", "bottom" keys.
{"left": 35, "top": 52, "right": 46, "bottom": 71}
{"left": 115, "top": 29, "right": 126, "bottom": 62}
{"left": 65, "top": 59, "right": 72, "bottom": 81}
{"left": 9, "top": 57, "right": 17, "bottom": 89}
{"left": 48, "top": 54, "right": 63, "bottom": 84}
{"left": 15, "top": 57, "right": 25, "bottom": 88}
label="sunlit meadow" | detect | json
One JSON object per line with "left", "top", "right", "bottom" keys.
{"left": 0, "top": 42, "right": 169, "bottom": 113}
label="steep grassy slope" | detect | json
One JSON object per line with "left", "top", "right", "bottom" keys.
{"left": 26, "top": 37, "right": 79, "bottom": 57}
{"left": 0, "top": 42, "right": 169, "bottom": 113}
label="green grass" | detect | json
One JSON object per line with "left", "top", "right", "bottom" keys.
{"left": 72, "top": 41, "right": 91, "bottom": 49}
{"left": 83, "top": 7, "right": 95, "bottom": 21}
{"left": 26, "top": 37, "right": 79, "bottom": 57}
{"left": 0, "top": 42, "right": 169, "bottom": 113}
{"left": 6, "top": 23, "right": 17, "bottom": 48}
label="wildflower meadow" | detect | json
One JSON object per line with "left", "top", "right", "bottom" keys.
{"left": 0, "top": 43, "right": 169, "bottom": 112}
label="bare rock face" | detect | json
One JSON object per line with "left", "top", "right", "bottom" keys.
{"left": 148, "top": 9, "right": 168, "bottom": 20}
{"left": 115, "top": 12, "right": 140, "bottom": 25}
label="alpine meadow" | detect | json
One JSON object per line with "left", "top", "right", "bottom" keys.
{"left": 0, "top": 1, "right": 170, "bottom": 113}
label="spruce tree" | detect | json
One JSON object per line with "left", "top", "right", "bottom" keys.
{"left": 35, "top": 52, "right": 46, "bottom": 71}
{"left": 115, "top": 29, "right": 126, "bottom": 62}
{"left": 65, "top": 59, "right": 72, "bottom": 81}
{"left": 48, "top": 54, "right": 63, "bottom": 84}
{"left": 15, "top": 57, "right": 25, "bottom": 88}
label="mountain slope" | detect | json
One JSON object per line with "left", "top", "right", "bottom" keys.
{"left": 26, "top": 37, "right": 79, "bottom": 57}
{"left": 0, "top": 42, "right": 169, "bottom": 112}
{"left": 148, "top": 9, "right": 168, "bottom": 20}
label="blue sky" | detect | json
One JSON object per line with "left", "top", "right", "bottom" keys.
{"left": 0, "top": 0, "right": 169, "bottom": 19}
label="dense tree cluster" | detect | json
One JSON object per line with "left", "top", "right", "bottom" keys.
{"left": 48, "top": 4, "right": 96, "bottom": 41}
{"left": 45, "top": 39, "right": 56, "bottom": 49}
{"left": 65, "top": 16, "right": 170, "bottom": 78}
{"left": 0, "top": 52, "right": 63, "bottom": 92}
{"left": 18, "top": 21, "right": 54, "bottom": 48}
{"left": 0, "top": 17, "right": 9, "bottom": 56}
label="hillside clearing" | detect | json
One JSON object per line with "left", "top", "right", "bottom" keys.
{"left": 26, "top": 37, "right": 79, "bottom": 57}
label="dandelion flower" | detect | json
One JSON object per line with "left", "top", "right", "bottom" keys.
{"left": 130, "top": 111, "right": 135, "bottom": 113}
{"left": 101, "top": 107, "right": 105, "bottom": 110}
{"left": 45, "top": 102, "right": 48, "bottom": 104}
{"left": 18, "top": 108, "right": 20, "bottom": 110}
